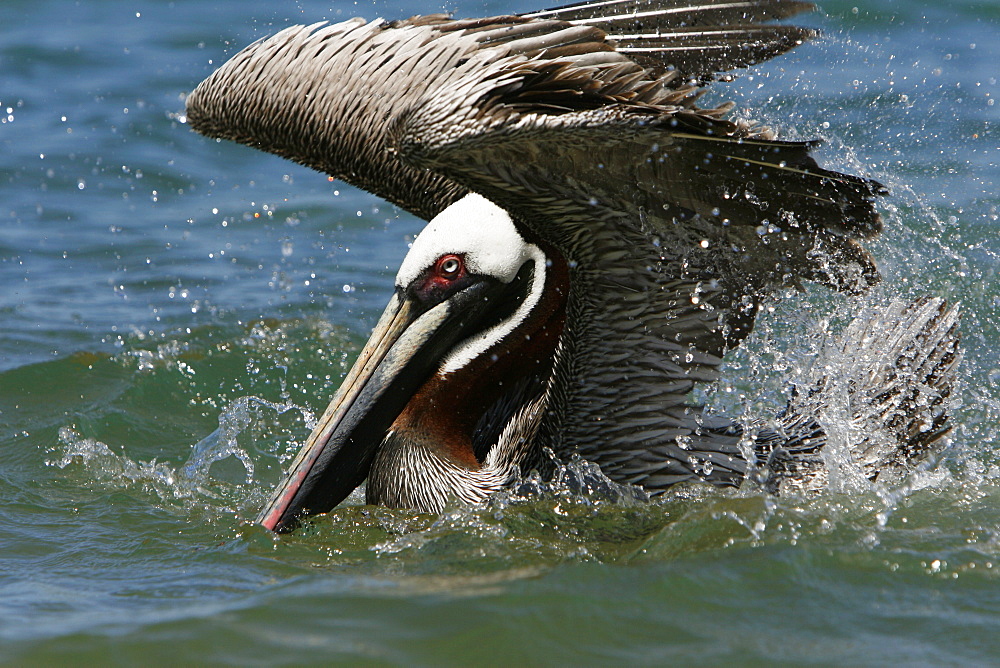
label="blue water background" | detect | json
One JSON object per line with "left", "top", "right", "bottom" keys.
{"left": 1, "top": 0, "right": 999, "bottom": 663}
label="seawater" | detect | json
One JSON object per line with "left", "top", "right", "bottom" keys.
{"left": 2, "top": 0, "right": 999, "bottom": 663}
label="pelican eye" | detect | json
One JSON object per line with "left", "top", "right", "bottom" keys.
{"left": 436, "top": 254, "right": 463, "bottom": 279}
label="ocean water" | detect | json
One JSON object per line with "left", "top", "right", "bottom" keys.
{"left": 2, "top": 0, "right": 998, "bottom": 663}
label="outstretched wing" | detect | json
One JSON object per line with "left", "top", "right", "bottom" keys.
{"left": 185, "top": 0, "right": 833, "bottom": 229}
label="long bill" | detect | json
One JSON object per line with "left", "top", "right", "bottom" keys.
{"left": 256, "top": 282, "right": 496, "bottom": 532}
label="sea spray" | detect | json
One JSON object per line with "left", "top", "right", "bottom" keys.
{"left": 49, "top": 395, "right": 314, "bottom": 518}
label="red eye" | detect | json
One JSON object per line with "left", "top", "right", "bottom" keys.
{"left": 436, "top": 254, "right": 463, "bottom": 279}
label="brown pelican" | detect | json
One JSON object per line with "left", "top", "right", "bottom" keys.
{"left": 186, "top": 0, "right": 961, "bottom": 532}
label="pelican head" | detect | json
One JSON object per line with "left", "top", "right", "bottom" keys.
{"left": 258, "top": 194, "right": 566, "bottom": 531}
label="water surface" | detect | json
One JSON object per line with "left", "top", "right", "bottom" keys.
{"left": 2, "top": 0, "right": 999, "bottom": 663}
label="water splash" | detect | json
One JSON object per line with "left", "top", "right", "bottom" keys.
{"left": 180, "top": 394, "right": 314, "bottom": 487}
{"left": 50, "top": 427, "right": 184, "bottom": 499}
{"left": 49, "top": 395, "right": 314, "bottom": 518}
{"left": 508, "top": 452, "right": 649, "bottom": 506}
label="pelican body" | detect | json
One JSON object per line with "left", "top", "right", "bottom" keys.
{"left": 186, "top": 0, "right": 961, "bottom": 531}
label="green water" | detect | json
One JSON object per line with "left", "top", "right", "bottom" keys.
{"left": 2, "top": 0, "right": 999, "bottom": 663}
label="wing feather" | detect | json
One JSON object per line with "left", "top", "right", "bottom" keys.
{"left": 187, "top": 19, "right": 474, "bottom": 220}
{"left": 526, "top": 0, "right": 816, "bottom": 24}
{"left": 393, "top": 55, "right": 883, "bottom": 293}
{"left": 186, "top": 0, "right": 830, "bottom": 222}
{"left": 526, "top": 0, "right": 817, "bottom": 80}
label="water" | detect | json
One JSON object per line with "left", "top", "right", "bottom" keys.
{"left": 2, "top": 0, "right": 998, "bottom": 663}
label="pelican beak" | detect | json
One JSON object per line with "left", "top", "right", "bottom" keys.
{"left": 256, "top": 282, "right": 497, "bottom": 532}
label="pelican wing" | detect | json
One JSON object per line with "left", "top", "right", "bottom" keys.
{"left": 186, "top": 17, "right": 470, "bottom": 221}
{"left": 392, "top": 52, "right": 884, "bottom": 294}
{"left": 186, "top": 0, "right": 820, "bottom": 221}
